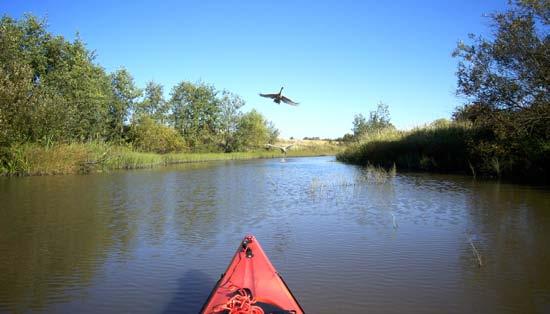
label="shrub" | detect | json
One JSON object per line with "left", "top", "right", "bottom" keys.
{"left": 128, "top": 115, "right": 186, "bottom": 153}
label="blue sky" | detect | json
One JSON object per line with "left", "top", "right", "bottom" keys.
{"left": 2, "top": 1, "right": 509, "bottom": 138}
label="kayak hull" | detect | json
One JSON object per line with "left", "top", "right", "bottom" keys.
{"left": 201, "top": 235, "right": 304, "bottom": 313}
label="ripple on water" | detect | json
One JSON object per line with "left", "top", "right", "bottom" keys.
{"left": 0, "top": 157, "right": 549, "bottom": 314}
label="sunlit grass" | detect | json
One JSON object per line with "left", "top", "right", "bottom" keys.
{"left": 0, "top": 140, "right": 345, "bottom": 176}
{"left": 337, "top": 122, "right": 473, "bottom": 173}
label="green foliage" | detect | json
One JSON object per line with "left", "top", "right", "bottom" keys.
{"left": 0, "top": 14, "right": 114, "bottom": 145}
{"left": 0, "top": 142, "right": 113, "bottom": 175}
{"left": 135, "top": 81, "right": 168, "bottom": 124}
{"left": 218, "top": 91, "right": 245, "bottom": 152}
{"left": 235, "top": 110, "right": 271, "bottom": 150}
{"left": 352, "top": 114, "right": 368, "bottom": 138}
{"left": 451, "top": 0, "right": 549, "bottom": 179}
{"left": 339, "top": 116, "right": 548, "bottom": 181}
{"left": 108, "top": 68, "right": 142, "bottom": 141}
{"left": 169, "top": 82, "right": 278, "bottom": 152}
{"left": 0, "top": 14, "right": 283, "bottom": 175}
{"left": 128, "top": 115, "right": 186, "bottom": 153}
{"left": 0, "top": 141, "right": 339, "bottom": 176}
{"left": 335, "top": 133, "right": 355, "bottom": 143}
{"left": 338, "top": 122, "right": 472, "bottom": 171}
{"left": 266, "top": 120, "right": 279, "bottom": 144}
{"left": 430, "top": 118, "right": 452, "bottom": 128}
{"left": 340, "top": 1, "right": 550, "bottom": 181}
{"left": 170, "top": 81, "right": 221, "bottom": 149}
{"left": 352, "top": 102, "right": 394, "bottom": 139}
{"left": 453, "top": 1, "right": 549, "bottom": 113}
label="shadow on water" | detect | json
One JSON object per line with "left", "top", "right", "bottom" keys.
{"left": 162, "top": 269, "right": 216, "bottom": 314}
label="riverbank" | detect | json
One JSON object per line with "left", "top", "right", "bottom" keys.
{"left": 0, "top": 140, "right": 343, "bottom": 176}
{"left": 336, "top": 121, "right": 549, "bottom": 182}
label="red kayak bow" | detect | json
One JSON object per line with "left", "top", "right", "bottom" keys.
{"left": 201, "top": 235, "right": 304, "bottom": 314}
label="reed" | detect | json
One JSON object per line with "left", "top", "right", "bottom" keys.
{"left": 469, "top": 238, "right": 483, "bottom": 267}
{"left": 391, "top": 212, "right": 398, "bottom": 229}
{"left": 356, "top": 165, "right": 395, "bottom": 184}
{"left": 337, "top": 120, "right": 549, "bottom": 181}
{"left": 0, "top": 141, "right": 343, "bottom": 176}
{"left": 337, "top": 122, "right": 472, "bottom": 174}
{"left": 389, "top": 162, "right": 397, "bottom": 177}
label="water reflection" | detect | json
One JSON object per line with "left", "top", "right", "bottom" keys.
{"left": 0, "top": 175, "right": 118, "bottom": 312}
{"left": 0, "top": 157, "right": 549, "bottom": 313}
{"left": 458, "top": 180, "right": 550, "bottom": 313}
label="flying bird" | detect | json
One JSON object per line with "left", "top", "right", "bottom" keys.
{"left": 259, "top": 87, "right": 299, "bottom": 106}
{"left": 265, "top": 144, "right": 294, "bottom": 156}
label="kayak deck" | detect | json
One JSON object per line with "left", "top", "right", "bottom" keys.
{"left": 201, "top": 235, "right": 304, "bottom": 313}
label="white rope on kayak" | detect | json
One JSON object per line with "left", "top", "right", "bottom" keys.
{"left": 213, "top": 288, "right": 264, "bottom": 314}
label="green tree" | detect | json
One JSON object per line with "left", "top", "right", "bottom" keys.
{"left": 352, "top": 103, "right": 394, "bottom": 139}
{"left": 0, "top": 60, "right": 39, "bottom": 146}
{"left": 169, "top": 81, "right": 220, "bottom": 149}
{"left": 136, "top": 81, "right": 168, "bottom": 124}
{"left": 454, "top": 0, "right": 549, "bottom": 114}
{"left": 0, "top": 15, "right": 113, "bottom": 145}
{"left": 453, "top": 0, "right": 549, "bottom": 177}
{"left": 266, "top": 120, "right": 279, "bottom": 143}
{"left": 235, "top": 109, "right": 270, "bottom": 150}
{"left": 49, "top": 38, "right": 113, "bottom": 141}
{"left": 218, "top": 91, "right": 245, "bottom": 152}
{"left": 0, "top": 14, "right": 283, "bottom": 161}
{"left": 367, "top": 102, "right": 393, "bottom": 131}
{"left": 108, "top": 68, "right": 142, "bottom": 141}
{"left": 352, "top": 114, "right": 368, "bottom": 138}
{"left": 128, "top": 115, "right": 186, "bottom": 153}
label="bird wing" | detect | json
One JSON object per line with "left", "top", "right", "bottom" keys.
{"left": 259, "top": 93, "right": 278, "bottom": 99}
{"left": 281, "top": 95, "right": 299, "bottom": 106}
{"left": 284, "top": 145, "right": 293, "bottom": 150}
{"left": 266, "top": 144, "right": 286, "bottom": 152}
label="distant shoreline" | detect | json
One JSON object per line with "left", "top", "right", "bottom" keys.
{"left": 1, "top": 141, "right": 343, "bottom": 177}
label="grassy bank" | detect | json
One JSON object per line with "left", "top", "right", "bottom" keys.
{"left": 0, "top": 140, "right": 343, "bottom": 176}
{"left": 337, "top": 122, "right": 471, "bottom": 171}
{"left": 336, "top": 121, "right": 549, "bottom": 181}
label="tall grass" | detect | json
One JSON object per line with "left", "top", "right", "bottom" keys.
{"left": 338, "top": 118, "right": 550, "bottom": 181}
{"left": 0, "top": 142, "right": 113, "bottom": 176}
{"left": 0, "top": 140, "right": 343, "bottom": 176}
{"left": 337, "top": 122, "right": 476, "bottom": 174}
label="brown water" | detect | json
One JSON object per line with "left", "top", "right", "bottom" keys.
{"left": 0, "top": 156, "right": 549, "bottom": 314}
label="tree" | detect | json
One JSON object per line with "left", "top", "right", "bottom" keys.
{"left": 136, "top": 81, "right": 168, "bottom": 124}
{"left": 108, "top": 68, "right": 142, "bottom": 141}
{"left": 453, "top": 0, "right": 549, "bottom": 128}
{"left": 352, "top": 102, "right": 394, "bottom": 139}
{"left": 0, "top": 15, "right": 113, "bottom": 145}
{"left": 50, "top": 38, "right": 113, "bottom": 142}
{"left": 235, "top": 110, "right": 270, "bottom": 150}
{"left": 266, "top": 120, "right": 279, "bottom": 143}
{"left": 128, "top": 115, "right": 186, "bottom": 153}
{"left": 169, "top": 81, "right": 220, "bottom": 149}
{"left": 453, "top": 0, "right": 550, "bottom": 178}
{"left": 367, "top": 102, "right": 393, "bottom": 131}
{"left": 218, "top": 90, "right": 244, "bottom": 152}
{"left": 352, "top": 114, "right": 368, "bottom": 138}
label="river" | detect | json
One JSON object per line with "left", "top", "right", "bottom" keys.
{"left": 0, "top": 156, "right": 549, "bottom": 313}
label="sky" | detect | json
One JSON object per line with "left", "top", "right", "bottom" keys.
{"left": 2, "top": 0, "right": 509, "bottom": 139}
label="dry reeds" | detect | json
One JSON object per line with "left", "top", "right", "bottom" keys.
{"left": 469, "top": 238, "right": 483, "bottom": 267}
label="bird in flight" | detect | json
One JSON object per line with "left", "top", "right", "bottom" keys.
{"left": 259, "top": 87, "right": 299, "bottom": 106}
{"left": 265, "top": 144, "right": 293, "bottom": 155}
